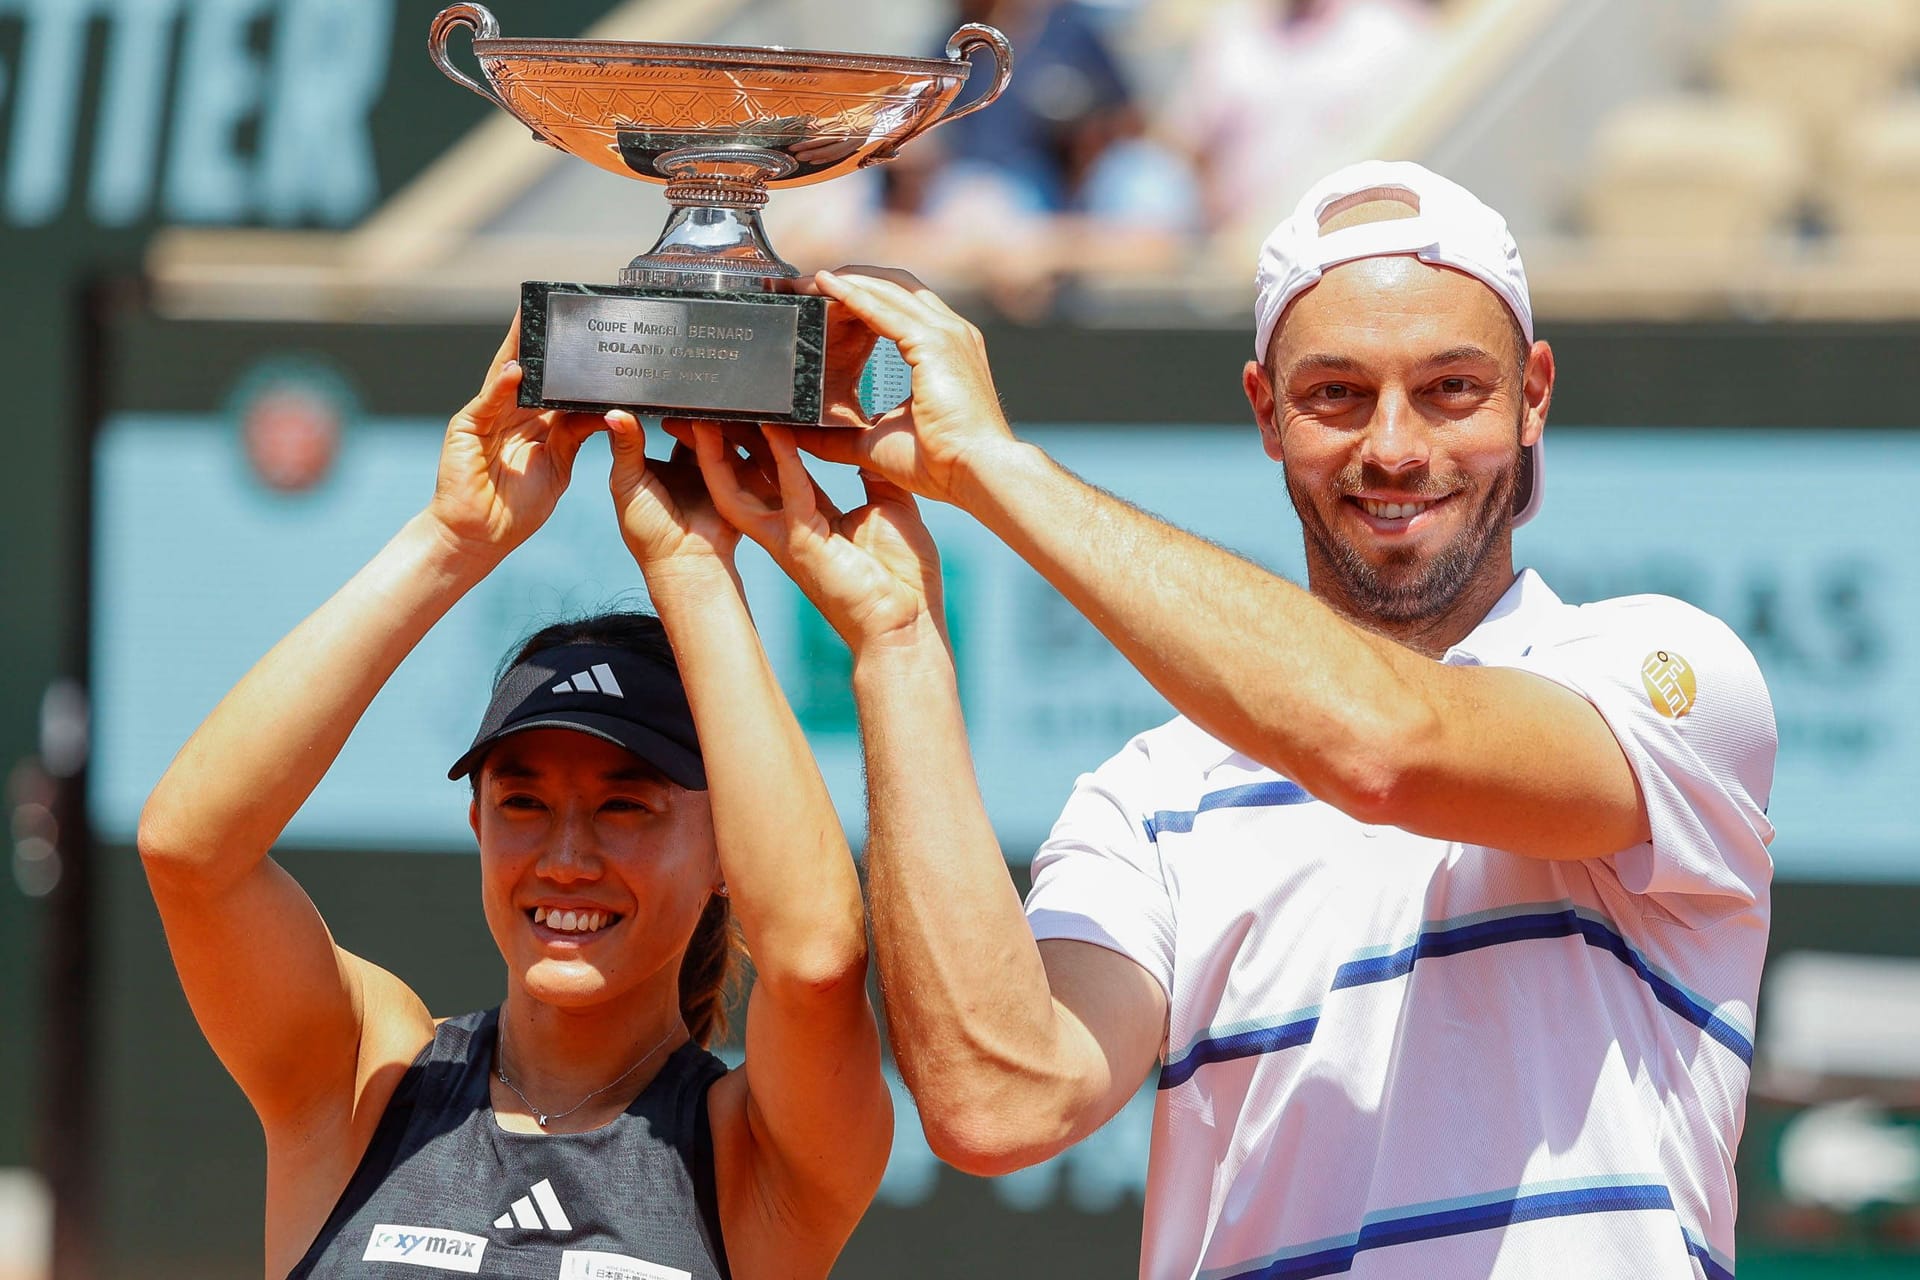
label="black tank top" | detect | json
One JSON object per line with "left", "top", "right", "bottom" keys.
{"left": 288, "top": 1007, "right": 732, "bottom": 1280}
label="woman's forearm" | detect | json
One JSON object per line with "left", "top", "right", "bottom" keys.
{"left": 138, "top": 514, "right": 495, "bottom": 886}
{"left": 643, "top": 559, "right": 867, "bottom": 991}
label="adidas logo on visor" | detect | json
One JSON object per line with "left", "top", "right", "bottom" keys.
{"left": 551, "top": 664, "right": 624, "bottom": 698}
{"left": 494, "top": 1177, "right": 572, "bottom": 1232}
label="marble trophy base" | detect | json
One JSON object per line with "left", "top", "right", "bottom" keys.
{"left": 517, "top": 282, "right": 828, "bottom": 425}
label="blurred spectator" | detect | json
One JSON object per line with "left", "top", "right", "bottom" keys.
{"left": 899, "top": 0, "right": 1197, "bottom": 229}
{"left": 774, "top": 0, "right": 1201, "bottom": 316}
{"left": 1166, "top": 0, "right": 1435, "bottom": 231}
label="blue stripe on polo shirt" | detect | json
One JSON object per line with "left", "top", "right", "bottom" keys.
{"left": 1143, "top": 779, "right": 1314, "bottom": 840}
{"left": 1211, "top": 1176, "right": 1706, "bottom": 1280}
{"left": 1160, "top": 902, "right": 1754, "bottom": 1088}
{"left": 1330, "top": 903, "right": 1754, "bottom": 1064}
{"left": 1684, "top": 1231, "right": 1736, "bottom": 1280}
{"left": 1161, "top": 1007, "right": 1321, "bottom": 1089}
{"left": 1140, "top": 781, "right": 1754, "bottom": 1063}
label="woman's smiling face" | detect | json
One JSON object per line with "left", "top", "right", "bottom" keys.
{"left": 471, "top": 728, "right": 718, "bottom": 1011}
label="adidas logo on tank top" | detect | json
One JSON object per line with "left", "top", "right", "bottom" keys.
{"left": 493, "top": 1177, "right": 571, "bottom": 1231}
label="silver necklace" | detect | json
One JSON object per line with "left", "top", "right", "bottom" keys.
{"left": 494, "top": 1020, "right": 681, "bottom": 1129}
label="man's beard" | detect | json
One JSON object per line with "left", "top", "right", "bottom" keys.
{"left": 1287, "top": 447, "right": 1521, "bottom": 625}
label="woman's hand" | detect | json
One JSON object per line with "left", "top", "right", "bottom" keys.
{"left": 692, "top": 422, "right": 946, "bottom": 651}
{"left": 425, "top": 316, "right": 604, "bottom": 564}
{"left": 609, "top": 411, "right": 766, "bottom": 572}
{"left": 783, "top": 268, "right": 1024, "bottom": 508}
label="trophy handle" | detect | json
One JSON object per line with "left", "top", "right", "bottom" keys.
{"left": 932, "top": 24, "right": 1015, "bottom": 131}
{"left": 429, "top": 4, "right": 509, "bottom": 112}
{"left": 864, "top": 24, "right": 1012, "bottom": 165}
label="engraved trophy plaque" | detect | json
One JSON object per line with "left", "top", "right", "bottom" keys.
{"left": 429, "top": 4, "right": 1012, "bottom": 423}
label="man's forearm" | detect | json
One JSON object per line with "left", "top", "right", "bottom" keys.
{"left": 854, "top": 621, "right": 1090, "bottom": 1164}
{"left": 953, "top": 441, "right": 1430, "bottom": 810}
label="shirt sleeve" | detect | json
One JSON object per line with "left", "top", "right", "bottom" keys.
{"left": 1502, "top": 596, "right": 1778, "bottom": 928}
{"left": 1025, "top": 733, "right": 1177, "bottom": 998}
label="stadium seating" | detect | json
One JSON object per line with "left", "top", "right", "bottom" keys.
{"left": 1579, "top": 0, "right": 1920, "bottom": 275}
{"left": 1584, "top": 96, "right": 1807, "bottom": 246}
{"left": 1826, "top": 97, "right": 1920, "bottom": 239}
{"left": 1715, "top": 0, "right": 1920, "bottom": 161}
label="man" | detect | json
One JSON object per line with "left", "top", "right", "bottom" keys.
{"left": 753, "top": 160, "right": 1775, "bottom": 1279}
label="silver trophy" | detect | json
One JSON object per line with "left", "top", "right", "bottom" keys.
{"left": 429, "top": 4, "right": 1012, "bottom": 423}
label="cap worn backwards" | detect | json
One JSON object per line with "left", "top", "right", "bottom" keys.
{"left": 448, "top": 642, "right": 706, "bottom": 790}
{"left": 1252, "top": 160, "right": 1543, "bottom": 525}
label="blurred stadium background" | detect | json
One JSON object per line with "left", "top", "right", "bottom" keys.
{"left": 5, "top": 0, "right": 1920, "bottom": 1276}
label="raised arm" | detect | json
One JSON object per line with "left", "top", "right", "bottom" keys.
{"left": 695, "top": 427, "right": 1164, "bottom": 1176}
{"left": 788, "top": 269, "right": 1644, "bottom": 861}
{"left": 606, "top": 416, "right": 889, "bottom": 1274}
{"left": 137, "top": 321, "right": 602, "bottom": 1138}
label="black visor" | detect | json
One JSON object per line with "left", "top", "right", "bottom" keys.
{"left": 448, "top": 643, "right": 706, "bottom": 790}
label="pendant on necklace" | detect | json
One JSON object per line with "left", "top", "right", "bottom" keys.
{"left": 536, "top": 1112, "right": 550, "bottom": 1128}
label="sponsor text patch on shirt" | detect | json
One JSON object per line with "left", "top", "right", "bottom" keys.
{"left": 559, "top": 1249, "right": 694, "bottom": 1280}
{"left": 361, "top": 1224, "right": 487, "bottom": 1273}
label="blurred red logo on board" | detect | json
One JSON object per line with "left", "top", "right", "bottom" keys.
{"left": 228, "top": 356, "right": 357, "bottom": 494}
{"left": 243, "top": 386, "right": 340, "bottom": 492}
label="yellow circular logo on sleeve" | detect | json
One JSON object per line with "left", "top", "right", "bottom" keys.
{"left": 1640, "top": 650, "right": 1696, "bottom": 718}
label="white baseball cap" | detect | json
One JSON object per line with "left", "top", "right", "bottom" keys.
{"left": 1253, "top": 160, "right": 1543, "bottom": 525}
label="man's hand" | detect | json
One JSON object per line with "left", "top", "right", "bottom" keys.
{"left": 692, "top": 423, "right": 947, "bottom": 651}
{"left": 425, "top": 314, "right": 603, "bottom": 564}
{"left": 785, "top": 268, "right": 1023, "bottom": 508}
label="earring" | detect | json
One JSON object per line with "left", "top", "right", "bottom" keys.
{"left": 715, "top": 883, "right": 729, "bottom": 898}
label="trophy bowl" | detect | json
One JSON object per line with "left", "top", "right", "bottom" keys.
{"left": 428, "top": 4, "right": 1011, "bottom": 423}
{"left": 431, "top": 3, "right": 1013, "bottom": 288}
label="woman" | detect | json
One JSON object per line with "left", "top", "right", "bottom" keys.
{"left": 136, "top": 322, "right": 891, "bottom": 1278}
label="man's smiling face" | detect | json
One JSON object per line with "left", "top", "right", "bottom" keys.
{"left": 1244, "top": 254, "right": 1548, "bottom": 630}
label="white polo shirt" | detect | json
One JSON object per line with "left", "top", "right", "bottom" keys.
{"left": 1025, "top": 570, "right": 1775, "bottom": 1280}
